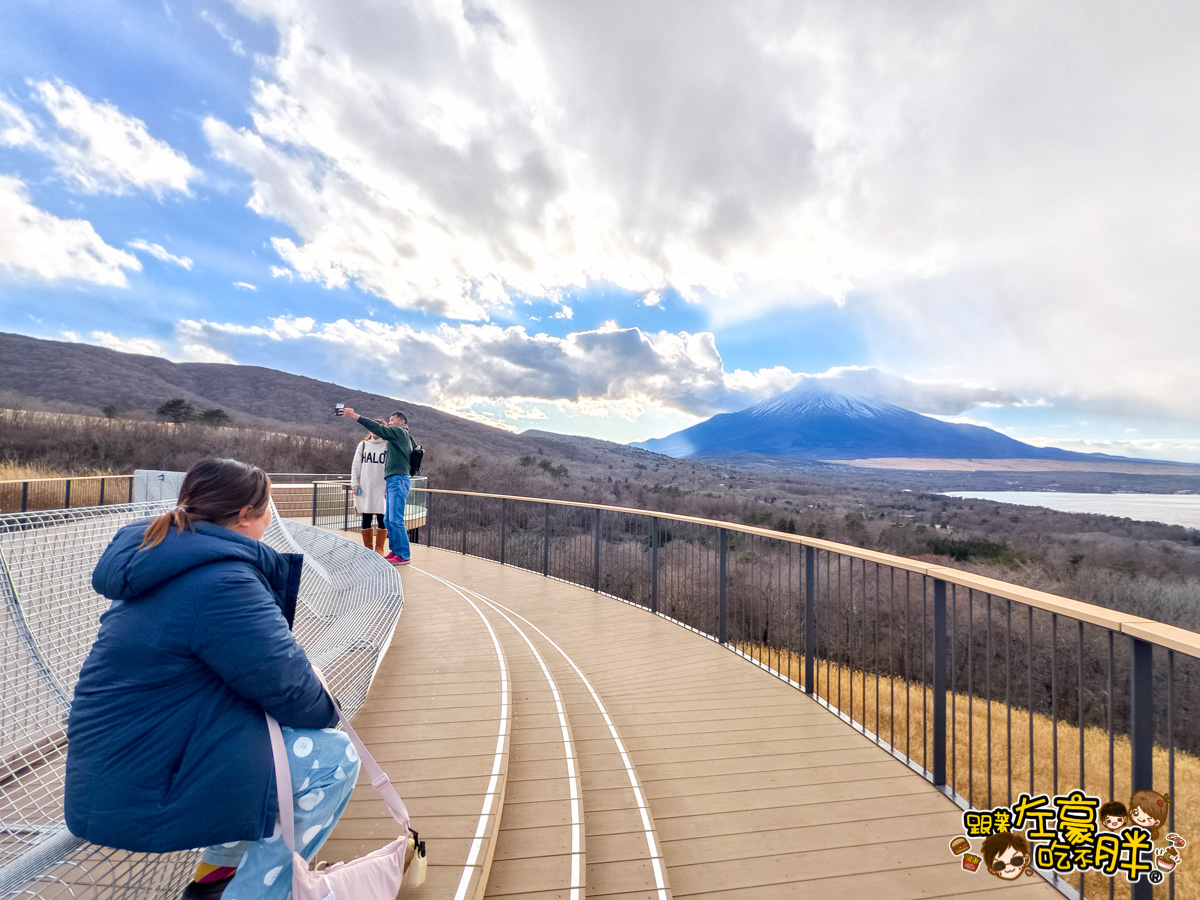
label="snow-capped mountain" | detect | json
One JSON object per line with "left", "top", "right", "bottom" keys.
{"left": 632, "top": 386, "right": 1092, "bottom": 461}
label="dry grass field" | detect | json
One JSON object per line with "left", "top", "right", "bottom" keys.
{"left": 738, "top": 644, "right": 1196, "bottom": 898}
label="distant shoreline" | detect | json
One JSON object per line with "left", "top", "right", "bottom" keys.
{"left": 831, "top": 457, "right": 1200, "bottom": 476}
{"left": 942, "top": 490, "right": 1200, "bottom": 530}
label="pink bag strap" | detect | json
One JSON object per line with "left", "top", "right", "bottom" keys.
{"left": 265, "top": 714, "right": 300, "bottom": 851}
{"left": 265, "top": 676, "right": 412, "bottom": 854}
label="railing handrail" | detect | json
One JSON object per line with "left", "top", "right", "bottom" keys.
{"left": 408, "top": 486, "right": 1200, "bottom": 660}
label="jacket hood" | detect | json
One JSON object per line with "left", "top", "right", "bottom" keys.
{"left": 93, "top": 519, "right": 301, "bottom": 610}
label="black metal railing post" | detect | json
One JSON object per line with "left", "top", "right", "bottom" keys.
{"left": 461, "top": 494, "right": 468, "bottom": 555}
{"left": 425, "top": 493, "right": 433, "bottom": 546}
{"left": 128, "top": 477, "right": 133, "bottom": 502}
{"left": 1131, "top": 637, "right": 1155, "bottom": 789}
{"left": 593, "top": 507, "right": 601, "bottom": 591}
{"left": 650, "top": 516, "right": 659, "bottom": 615}
{"left": 310, "top": 484, "right": 318, "bottom": 526}
{"left": 933, "top": 578, "right": 948, "bottom": 787}
{"left": 718, "top": 527, "right": 728, "bottom": 644}
{"left": 500, "top": 498, "right": 507, "bottom": 565}
{"left": 804, "top": 546, "right": 815, "bottom": 695}
{"left": 20, "top": 481, "right": 28, "bottom": 513}
{"left": 64, "top": 479, "right": 70, "bottom": 509}
{"left": 342, "top": 485, "right": 349, "bottom": 531}
{"left": 543, "top": 503, "right": 550, "bottom": 576}
{"left": 1131, "top": 636, "right": 1154, "bottom": 900}
{"left": 98, "top": 478, "right": 105, "bottom": 506}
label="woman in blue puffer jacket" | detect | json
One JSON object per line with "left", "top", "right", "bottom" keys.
{"left": 65, "top": 458, "right": 361, "bottom": 899}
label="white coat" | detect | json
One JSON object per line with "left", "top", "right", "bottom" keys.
{"left": 351, "top": 435, "right": 388, "bottom": 515}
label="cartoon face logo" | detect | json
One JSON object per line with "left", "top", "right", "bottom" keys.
{"left": 982, "top": 832, "right": 1032, "bottom": 881}
{"left": 1129, "top": 790, "right": 1172, "bottom": 840}
{"left": 1099, "top": 800, "right": 1129, "bottom": 831}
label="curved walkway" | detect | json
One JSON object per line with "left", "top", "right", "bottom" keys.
{"left": 323, "top": 544, "right": 1062, "bottom": 900}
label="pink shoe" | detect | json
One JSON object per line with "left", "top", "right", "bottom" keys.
{"left": 394, "top": 557, "right": 411, "bottom": 566}
{"left": 383, "top": 552, "right": 402, "bottom": 564}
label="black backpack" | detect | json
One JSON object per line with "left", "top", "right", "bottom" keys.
{"left": 409, "top": 439, "right": 424, "bottom": 476}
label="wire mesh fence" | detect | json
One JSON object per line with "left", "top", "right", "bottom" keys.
{"left": 0, "top": 499, "right": 403, "bottom": 899}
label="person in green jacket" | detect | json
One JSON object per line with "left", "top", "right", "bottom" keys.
{"left": 338, "top": 407, "right": 413, "bottom": 565}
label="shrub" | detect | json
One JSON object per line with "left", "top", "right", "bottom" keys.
{"left": 927, "top": 537, "right": 1015, "bottom": 564}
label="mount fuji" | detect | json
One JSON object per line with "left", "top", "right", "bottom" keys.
{"left": 632, "top": 387, "right": 1096, "bottom": 461}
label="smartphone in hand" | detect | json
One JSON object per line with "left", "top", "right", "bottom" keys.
{"left": 334, "top": 403, "right": 345, "bottom": 417}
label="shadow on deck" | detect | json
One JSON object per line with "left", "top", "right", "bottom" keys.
{"left": 322, "top": 542, "right": 1063, "bottom": 900}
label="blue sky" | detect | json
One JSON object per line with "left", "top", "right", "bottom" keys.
{"left": 2, "top": 1, "right": 1199, "bottom": 462}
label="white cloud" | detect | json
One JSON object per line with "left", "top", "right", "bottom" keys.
{"left": 200, "top": 9, "right": 247, "bottom": 56}
{"left": 1, "top": 80, "right": 195, "bottom": 196}
{"left": 0, "top": 175, "right": 140, "bottom": 285}
{"left": 1021, "top": 436, "right": 1200, "bottom": 465}
{"left": 791, "top": 366, "right": 1021, "bottom": 416}
{"left": 128, "top": 239, "right": 193, "bottom": 270}
{"left": 232, "top": 281, "right": 258, "bottom": 291}
{"left": 66, "top": 330, "right": 166, "bottom": 357}
{"left": 201, "top": 0, "right": 1199, "bottom": 427}
{"left": 169, "top": 314, "right": 1029, "bottom": 424}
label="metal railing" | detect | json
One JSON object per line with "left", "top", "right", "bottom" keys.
{"left": 0, "top": 476, "right": 135, "bottom": 513}
{"left": 0, "top": 474, "right": 357, "bottom": 514}
{"left": 265, "top": 472, "right": 353, "bottom": 484}
{"left": 301, "top": 477, "right": 429, "bottom": 531}
{"left": 407, "top": 488, "right": 1198, "bottom": 900}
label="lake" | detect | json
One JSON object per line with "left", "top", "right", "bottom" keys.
{"left": 941, "top": 492, "right": 1200, "bottom": 529}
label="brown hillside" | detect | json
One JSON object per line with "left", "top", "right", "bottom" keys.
{"left": 0, "top": 331, "right": 656, "bottom": 469}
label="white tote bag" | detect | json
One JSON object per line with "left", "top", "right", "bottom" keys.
{"left": 265, "top": 710, "right": 426, "bottom": 900}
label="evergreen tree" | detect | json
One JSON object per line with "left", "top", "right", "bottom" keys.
{"left": 156, "top": 399, "right": 196, "bottom": 422}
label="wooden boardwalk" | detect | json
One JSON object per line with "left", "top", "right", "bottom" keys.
{"left": 321, "top": 544, "right": 1064, "bottom": 900}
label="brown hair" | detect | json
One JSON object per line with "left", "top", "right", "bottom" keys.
{"left": 981, "top": 831, "right": 1030, "bottom": 877}
{"left": 1129, "top": 790, "right": 1172, "bottom": 840}
{"left": 1100, "top": 800, "right": 1128, "bottom": 825}
{"left": 139, "top": 458, "right": 271, "bottom": 549}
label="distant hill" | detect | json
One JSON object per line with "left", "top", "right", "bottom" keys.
{"left": 633, "top": 386, "right": 1127, "bottom": 463}
{"left": 0, "top": 332, "right": 647, "bottom": 469}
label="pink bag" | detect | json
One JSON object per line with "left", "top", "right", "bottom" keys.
{"left": 266, "top": 711, "right": 426, "bottom": 900}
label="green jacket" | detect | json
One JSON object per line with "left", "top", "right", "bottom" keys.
{"left": 356, "top": 417, "right": 414, "bottom": 478}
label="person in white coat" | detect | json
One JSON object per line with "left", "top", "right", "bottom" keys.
{"left": 351, "top": 420, "right": 389, "bottom": 554}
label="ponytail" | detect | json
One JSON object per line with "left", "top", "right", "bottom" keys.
{"left": 139, "top": 506, "right": 195, "bottom": 549}
{"left": 138, "top": 458, "right": 271, "bottom": 550}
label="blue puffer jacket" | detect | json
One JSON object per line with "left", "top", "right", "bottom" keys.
{"left": 64, "top": 519, "right": 337, "bottom": 852}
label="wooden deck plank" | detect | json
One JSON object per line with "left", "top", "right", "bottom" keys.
{"left": 320, "top": 561, "right": 510, "bottom": 900}
{"left": 408, "top": 547, "right": 1061, "bottom": 900}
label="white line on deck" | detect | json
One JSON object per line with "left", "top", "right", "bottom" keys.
{"left": 422, "top": 568, "right": 584, "bottom": 900}
{"left": 417, "top": 568, "right": 669, "bottom": 900}
{"left": 434, "top": 579, "right": 510, "bottom": 900}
